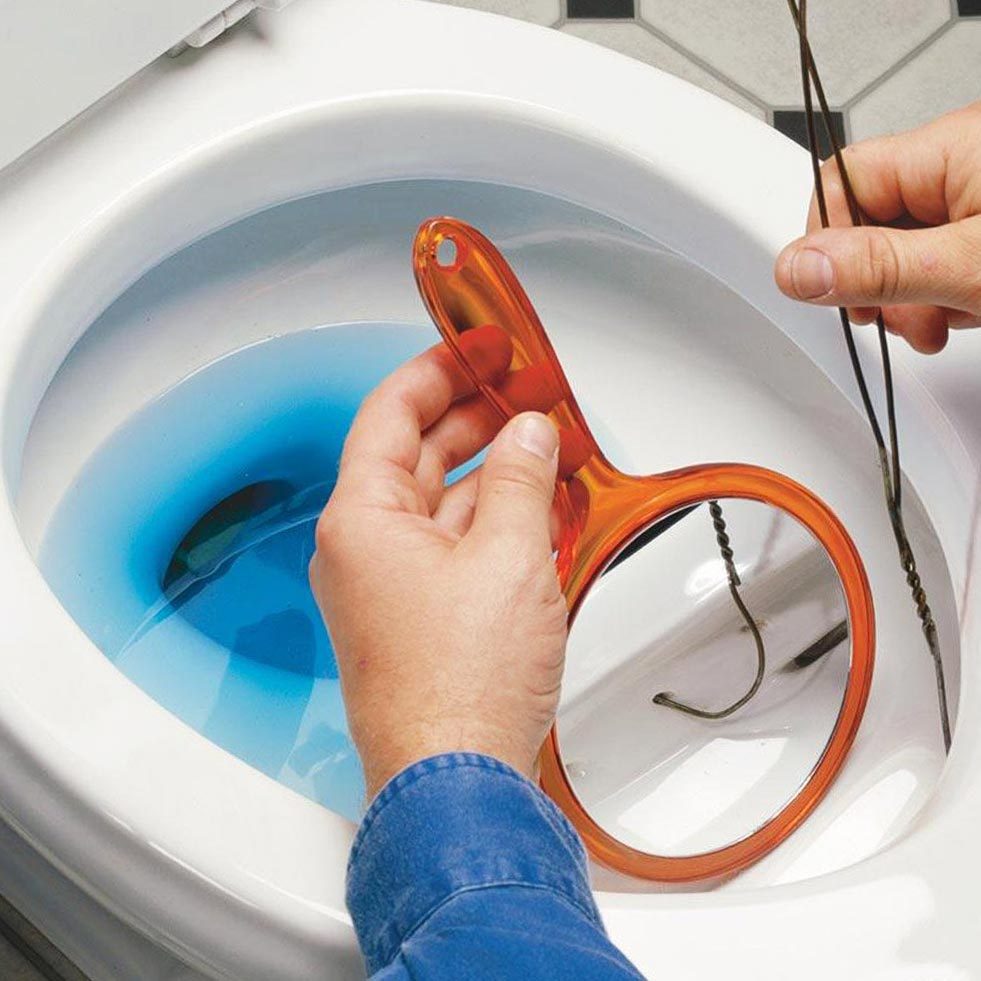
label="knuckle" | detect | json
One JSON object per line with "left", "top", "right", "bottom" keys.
{"left": 313, "top": 506, "right": 347, "bottom": 559}
{"left": 954, "top": 222, "right": 981, "bottom": 311}
{"left": 491, "top": 463, "right": 548, "bottom": 500}
{"left": 965, "top": 269, "right": 981, "bottom": 312}
{"left": 536, "top": 571, "right": 567, "bottom": 616}
{"left": 861, "top": 231, "right": 904, "bottom": 303}
{"left": 818, "top": 155, "right": 841, "bottom": 183}
{"left": 354, "top": 386, "right": 384, "bottom": 421}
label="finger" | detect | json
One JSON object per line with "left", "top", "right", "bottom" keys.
{"left": 427, "top": 359, "right": 569, "bottom": 464}
{"left": 805, "top": 123, "right": 957, "bottom": 235}
{"left": 880, "top": 304, "right": 949, "bottom": 354}
{"left": 413, "top": 396, "right": 501, "bottom": 513}
{"left": 436, "top": 466, "right": 566, "bottom": 548}
{"left": 946, "top": 307, "right": 981, "bottom": 329}
{"left": 413, "top": 360, "right": 566, "bottom": 512}
{"left": 438, "top": 467, "right": 566, "bottom": 548}
{"left": 422, "top": 395, "right": 502, "bottom": 473}
{"left": 469, "top": 413, "right": 559, "bottom": 555}
{"left": 341, "top": 346, "right": 473, "bottom": 476}
{"left": 849, "top": 305, "right": 880, "bottom": 325}
{"left": 338, "top": 328, "right": 511, "bottom": 501}
{"left": 558, "top": 428, "right": 594, "bottom": 478}
{"left": 418, "top": 403, "right": 591, "bottom": 515}
{"left": 433, "top": 469, "right": 481, "bottom": 538}
{"left": 806, "top": 163, "right": 855, "bottom": 234}
{"left": 775, "top": 216, "right": 981, "bottom": 315}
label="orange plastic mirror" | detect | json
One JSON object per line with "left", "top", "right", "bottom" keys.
{"left": 413, "top": 217, "right": 875, "bottom": 882}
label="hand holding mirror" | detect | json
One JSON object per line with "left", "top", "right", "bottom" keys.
{"left": 412, "top": 217, "right": 875, "bottom": 882}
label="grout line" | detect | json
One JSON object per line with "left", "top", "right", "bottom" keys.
{"left": 633, "top": 19, "right": 770, "bottom": 113}
{"left": 554, "top": 5, "right": 969, "bottom": 131}
{"left": 842, "top": 17, "right": 956, "bottom": 110}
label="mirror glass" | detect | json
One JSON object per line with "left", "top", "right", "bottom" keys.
{"left": 557, "top": 498, "right": 850, "bottom": 859}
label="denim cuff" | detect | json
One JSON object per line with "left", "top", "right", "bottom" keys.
{"left": 346, "top": 752, "right": 601, "bottom": 975}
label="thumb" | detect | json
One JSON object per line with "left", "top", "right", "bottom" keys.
{"left": 470, "top": 412, "right": 559, "bottom": 552}
{"left": 775, "top": 217, "right": 981, "bottom": 315}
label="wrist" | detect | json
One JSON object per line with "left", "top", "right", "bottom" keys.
{"left": 360, "top": 724, "right": 540, "bottom": 802}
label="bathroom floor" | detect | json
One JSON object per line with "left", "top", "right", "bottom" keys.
{"left": 434, "top": 0, "right": 981, "bottom": 146}
{"left": 0, "top": 893, "right": 87, "bottom": 981}
{"left": 3, "top": 2, "right": 980, "bottom": 979}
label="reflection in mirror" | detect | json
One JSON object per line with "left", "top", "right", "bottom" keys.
{"left": 558, "top": 498, "right": 849, "bottom": 860}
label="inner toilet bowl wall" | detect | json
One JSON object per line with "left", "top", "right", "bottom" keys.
{"left": 0, "top": 2, "right": 978, "bottom": 979}
{"left": 3, "top": 109, "right": 968, "bottom": 976}
{"left": 20, "top": 170, "right": 959, "bottom": 891}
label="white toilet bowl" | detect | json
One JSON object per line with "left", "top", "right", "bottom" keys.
{"left": 1, "top": 2, "right": 979, "bottom": 979}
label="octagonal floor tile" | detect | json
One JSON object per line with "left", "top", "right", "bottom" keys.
{"left": 851, "top": 20, "right": 981, "bottom": 141}
{"left": 561, "top": 21, "right": 765, "bottom": 118}
{"left": 638, "top": 0, "right": 951, "bottom": 107}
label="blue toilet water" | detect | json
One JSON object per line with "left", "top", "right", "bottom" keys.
{"left": 40, "top": 323, "right": 438, "bottom": 821}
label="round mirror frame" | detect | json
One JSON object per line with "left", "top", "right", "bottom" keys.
{"left": 539, "top": 465, "right": 875, "bottom": 883}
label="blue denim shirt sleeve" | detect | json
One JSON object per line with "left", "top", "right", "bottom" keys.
{"left": 346, "top": 753, "right": 645, "bottom": 979}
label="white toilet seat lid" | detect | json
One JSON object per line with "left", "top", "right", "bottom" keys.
{"left": 0, "top": 0, "right": 289, "bottom": 172}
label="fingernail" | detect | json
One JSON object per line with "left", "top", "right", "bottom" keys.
{"left": 790, "top": 248, "right": 834, "bottom": 299}
{"left": 514, "top": 414, "right": 558, "bottom": 461}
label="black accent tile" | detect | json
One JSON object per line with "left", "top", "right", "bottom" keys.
{"left": 773, "top": 109, "right": 846, "bottom": 158}
{"left": 957, "top": 0, "right": 981, "bottom": 15}
{"left": 567, "top": 0, "right": 634, "bottom": 18}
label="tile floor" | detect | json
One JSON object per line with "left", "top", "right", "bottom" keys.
{"left": 0, "top": 893, "right": 88, "bottom": 981}
{"left": 433, "top": 0, "right": 981, "bottom": 144}
{"left": 3, "top": 3, "right": 975, "bottom": 978}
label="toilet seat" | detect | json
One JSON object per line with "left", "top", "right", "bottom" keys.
{"left": 0, "top": 2, "right": 978, "bottom": 978}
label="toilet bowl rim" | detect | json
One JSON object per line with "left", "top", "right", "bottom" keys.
{"left": 0, "top": 5, "right": 972, "bottom": 972}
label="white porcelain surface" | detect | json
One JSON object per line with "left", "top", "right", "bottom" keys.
{"left": 428, "top": 0, "right": 559, "bottom": 26}
{"left": 0, "top": 0, "right": 238, "bottom": 172}
{"left": 563, "top": 500, "right": 852, "bottom": 860}
{"left": 0, "top": 808, "right": 203, "bottom": 980}
{"left": 0, "top": 1, "right": 979, "bottom": 979}
{"left": 22, "top": 175, "right": 956, "bottom": 894}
